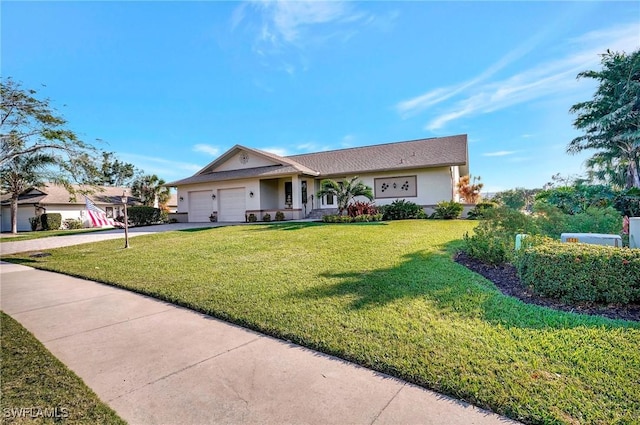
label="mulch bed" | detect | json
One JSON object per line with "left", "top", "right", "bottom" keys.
{"left": 454, "top": 252, "right": 640, "bottom": 322}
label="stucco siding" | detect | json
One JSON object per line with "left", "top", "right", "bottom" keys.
{"left": 340, "top": 167, "right": 455, "bottom": 207}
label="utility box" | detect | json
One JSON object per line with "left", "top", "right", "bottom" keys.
{"left": 561, "top": 233, "right": 623, "bottom": 247}
{"left": 515, "top": 234, "right": 528, "bottom": 250}
{"left": 630, "top": 218, "right": 640, "bottom": 249}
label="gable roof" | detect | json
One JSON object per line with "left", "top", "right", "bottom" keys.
{"left": 166, "top": 134, "right": 468, "bottom": 186}
{"left": 195, "top": 145, "right": 319, "bottom": 176}
{"left": 0, "top": 184, "right": 136, "bottom": 206}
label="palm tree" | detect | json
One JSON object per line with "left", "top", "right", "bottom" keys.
{"left": 1, "top": 151, "right": 56, "bottom": 233}
{"left": 568, "top": 49, "right": 640, "bottom": 188}
{"left": 131, "top": 174, "right": 170, "bottom": 208}
{"left": 316, "top": 176, "right": 373, "bottom": 216}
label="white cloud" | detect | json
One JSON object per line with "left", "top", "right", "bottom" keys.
{"left": 396, "top": 21, "right": 640, "bottom": 131}
{"left": 483, "top": 151, "right": 517, "bottom": 157}
{"left": 260, "top": 1, "right": 353, "bottom": 44}
{"left": 193, "top": 144, "right": 221, "bottom": 156}
{"left": 241, "top": 0, "right": 375, "bottom": 73}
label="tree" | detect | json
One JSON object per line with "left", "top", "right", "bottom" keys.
{"left": 131, "top": 174, "right": 170, "bottom": 208}
{"left": 316, "top": 176, "right": 373, "bottom": 216}
{"left": 456, "top": 175, "right": 483, "bottom": 204}
{"left": 1, "top": 78, "right": 99, "bottom": 233}
{"left": 0, "top": 153, "right": 56, "bottom": 233}
{"left": 1, "top": 78, "right": 95, "bottom": 168}
{"left": 85, "top": 151, "right": 137, "bottom": 186}
{"left": 568, "top": 49, "right": 640, "bottom": 188}
{"left": 493, "top": 187, "right": 540, "bottom": 212}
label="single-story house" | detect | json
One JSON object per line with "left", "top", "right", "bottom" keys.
{"left": 0, "top": 184, "right": 135, "bottom": 232}
{"left": 166, "top": 134, "right": 470, "bottom": 222}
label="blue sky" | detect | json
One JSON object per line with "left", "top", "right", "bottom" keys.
{"left": 2, "top": 1, "right": 639, "bottom": 192}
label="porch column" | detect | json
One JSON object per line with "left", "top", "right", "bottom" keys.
{"left": 291, "top": 175, "right": 300, "bottom": 211}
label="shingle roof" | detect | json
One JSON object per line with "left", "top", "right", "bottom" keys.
{"left": 0, "top": 184, "right": 135, "bottom": 206}
{"left": 166, "top": 165, "right": 306, "bottom": 186}
{"left": 289, "top": 134, "right": 467, "bottom": 177}
{"left": 166, "top": 134, "right": 468, "bottom": 186}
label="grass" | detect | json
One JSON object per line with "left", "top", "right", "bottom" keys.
{"left": 0, "top": 228, "right": 109, "bottom": 243}
{"left": 0, "top": 312, "right": 126, "bottom": 424}
{"left": 4, "top": 220, "right": 639, "bottom": 424}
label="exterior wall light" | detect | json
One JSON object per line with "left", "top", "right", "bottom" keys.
{"left": 179, "top": 196, "right": 184, "bottom": 202}
{"left": 249, "top": 191, "right": 254, "bottom": 198}
{"left": 212, "top": 194, "right": 216, "bottom": 200}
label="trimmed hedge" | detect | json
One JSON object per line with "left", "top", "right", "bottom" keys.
{"left": 40, "top": 213, "right": 62, "bottom": 231}
{"left": 516, "top": 240, "right": 640, "bottom": 304}
{"left": 127, "top": 206, "right": 162, "bottom": 226}
{"left": 322, "top": 213, "right": 383, "bottom": 223}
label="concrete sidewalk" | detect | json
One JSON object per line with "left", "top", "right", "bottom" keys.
{"left": 0, "top": 262, "right": 519, "bottom": 425}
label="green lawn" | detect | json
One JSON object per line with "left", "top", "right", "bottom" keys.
{"left": 1, "top": 312, "right": 126, "bottom": 424}
{"left": 5, "top": 221, "right": 639, "bottom": 424}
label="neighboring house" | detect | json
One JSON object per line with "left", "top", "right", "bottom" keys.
{"left": 166, "top": 134, "right": 469, "bottom": 222}
{"left": 0, "top": 184, "right": 135, "bottom": 232}
{"left": 166, "top": 192, "right": 178, "bottom": 213}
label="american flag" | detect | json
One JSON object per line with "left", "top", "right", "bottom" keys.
{"left": 85, "top": 196, "right": 122, "bottom": 228}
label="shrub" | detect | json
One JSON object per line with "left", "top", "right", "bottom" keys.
{"left": 467, "top": 202, "right": 497, "bottom": 219}
{"left": 40, "top": 213, "right": 62, "bottom": 231}
{"left": 262, "top": 213, "right": 271, "bottom": 222}
{"left": 322, "top": 214, "right": 382, "bottom": 223}
{"left": 432, "top": 200, "right": 463, "bottom": 219}
{"left": 457, "top": 175, "right": 483, "bottom": 204}
{"left": 64, "top": 218, "right": 84, "bottom": 230}
{"left": 534, "top": 204, "right": 622, "bottom": 237}
{"left": 463, "top": 229, "right": 509, "bottom": 265}
{"left": 614, "top": 188, "right": 640, "bottom": 217}
{"left": 516, "top": 240, "right": 640, "bottom": 304}
{"left": 379, "top": 199, "right": 424, "bottom": 220}
{"left": 275, "top": 211, "right": 285, "bottom": 221}
{"left": 247, "top": 213, "right": 257, "bottom": 223}
{"left": 492, "top": 188, "right": 539, "bottom": 212}
{"left": 463, "top": 207, "right": 539, "bottom": 264}
{"left": 127, "top": 206, "right": 162, "bottom": 226}
{"left": 347, "top": 201, "right": 377, "bottom": 217}
{"left": 28, "top": 217, "right": 39, "bottom": 231}
{"left": 535, "top": 184, "right": 616, "bottom": 215}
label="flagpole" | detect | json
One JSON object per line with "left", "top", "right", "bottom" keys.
{"left": 121, "top": 191, "right": 130, "bottom": 249}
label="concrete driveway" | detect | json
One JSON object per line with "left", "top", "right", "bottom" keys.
{"left": 0, "top": 222, "right": 233, "bottom": 255}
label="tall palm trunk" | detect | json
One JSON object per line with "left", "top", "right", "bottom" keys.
{"left": 10, "top": 195, "right": 18, "bottom": 234}
{"left": 627, "top": 160, "right": 640, "bottom": 188}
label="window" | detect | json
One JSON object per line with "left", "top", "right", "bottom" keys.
{"left": 105, "top": 207, "right": 114, "bottom": 218}
{"left": 301, "top": 181, "right": 308, "bottom": 204}
{"left": 285, "top": 182, "right": 293, "bottom": 207}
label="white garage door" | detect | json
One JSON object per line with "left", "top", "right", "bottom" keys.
{"left": 219, "top": 188, "right": 246, "bottom": 222}
{"left": 189, "top": 190, "right": 213, "bottom": 222}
